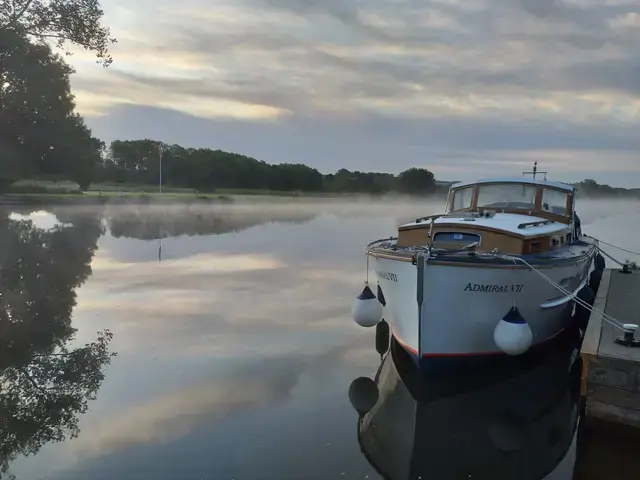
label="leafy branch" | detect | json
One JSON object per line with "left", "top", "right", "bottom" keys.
{"left": 0, "top": 0, "right": 116, "bottom": 66}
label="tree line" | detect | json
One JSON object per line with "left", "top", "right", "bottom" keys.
{"left": 573, "top": 179, "right": 640, "bottom": 199}
{"left": 93, "top": 139, "right": 443, "bottom": 195}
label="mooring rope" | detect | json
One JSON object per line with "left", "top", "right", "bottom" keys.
{"left": 495, "top": 253, "right": 631, "bottom": 332}
{"left": 584, "top": 235, "right": 640, "bottom": 258}
{"left": 597, "top": 248, "right": 626, "bottom": 268}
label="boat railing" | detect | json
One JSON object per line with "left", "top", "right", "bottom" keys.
{"left": 365, "top": 237, "right": 398, "bottom": 249}
{"left": 365, "top": 237, "right": 479, "bottom": 257}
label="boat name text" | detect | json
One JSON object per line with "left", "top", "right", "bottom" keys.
{"left": 376, "top": 270, "right": 398, "bottom": 282}
{"left": 464, "top": 283, "right": 524, "bottom": 293}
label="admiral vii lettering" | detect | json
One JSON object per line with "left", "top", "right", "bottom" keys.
{"left": 464, "top": 283, "right": 524, "bottom": 293}
{"left": 376, "top": 270, "right": 398, "bottom": 283}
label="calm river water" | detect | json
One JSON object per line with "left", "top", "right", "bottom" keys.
{"left": 2, "top": 198, "right": 639, "bottom": 479}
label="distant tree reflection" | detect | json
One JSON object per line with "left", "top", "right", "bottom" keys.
{"left": 106, "top": 205, "right": 318, "bottom": 239}
{"left": 0, "top": 209, "right": 116, "bottom": 479}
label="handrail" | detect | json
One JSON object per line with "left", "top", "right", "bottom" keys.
{"left": 517, "top": 219, "right": 554, "bottom": 229}
{"left": 415, "top": 214, "right": 443, "bottom": 223}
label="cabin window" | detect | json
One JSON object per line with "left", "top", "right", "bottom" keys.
{"left": 476, "top": 184, "right": 537, "bottom": 210}
{"left": 433, "top": 232, "right": 481, "bottom": 244}
{"left": 541, "top": 188, "right": 569, "bottom": 216}
{"left": 452, "top": 186, "right": 474, "bottom": 210}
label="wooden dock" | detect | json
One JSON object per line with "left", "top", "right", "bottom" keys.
{"left": 581, "top": 268, "right": 640, "bottom": 434}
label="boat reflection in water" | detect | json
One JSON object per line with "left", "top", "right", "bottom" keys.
{"left": 349, "top": 326, "right": 583, "bottom": 479}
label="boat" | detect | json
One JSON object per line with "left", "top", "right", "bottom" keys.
{"left": 352, "top": 163, "right": 601, "bottom": 373}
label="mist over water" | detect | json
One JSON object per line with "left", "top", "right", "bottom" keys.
{"left": 3, "top": 197, "right": 639, "bottom": 479}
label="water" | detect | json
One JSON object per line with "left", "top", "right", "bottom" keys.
{"left": 2, "top": 199, "right": 640, "bottom": 479}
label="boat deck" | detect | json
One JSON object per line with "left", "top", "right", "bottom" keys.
{"left": 366, "top": 239, "right": 595, "bottom": 266}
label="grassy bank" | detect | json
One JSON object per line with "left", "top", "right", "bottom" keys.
{"left": 4, "top": 180, "right": 381, "bottom": 202}
{"left": 12, "top": 180, "right": 344, "bottom": 194}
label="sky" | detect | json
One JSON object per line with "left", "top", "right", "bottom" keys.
{"left": 66, "top": 0, "right": 640, "bottom": 186}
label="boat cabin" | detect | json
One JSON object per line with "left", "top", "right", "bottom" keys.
{"left": 397, "top": 177, "right": 578, "bottom": 255}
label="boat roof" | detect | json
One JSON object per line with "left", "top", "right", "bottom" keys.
{"left": 451, "top": 177, "right": 574, "bottom": 192}
{"left": 401, "top": 213, "right": 568, "bottom": 237}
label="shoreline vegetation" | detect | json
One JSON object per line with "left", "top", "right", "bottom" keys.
{"left": 2, "top": 159, "right": 639, "bottom": 206}
{"left": 4, "top": 138, "right": 453, "bottom": 202}
{"left": 4, "top": 139, "right": 639, "bottom": 205}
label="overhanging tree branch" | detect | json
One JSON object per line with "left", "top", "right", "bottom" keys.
{"left": 0, "top": 0, "right": 115, "bottom": 66}
{"left": 5, "top": 0, "right": 35, "bottom": 28}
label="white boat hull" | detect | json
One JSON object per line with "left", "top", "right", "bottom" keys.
{"left": 371, "top": 248, "right": 595, "bottom": 368}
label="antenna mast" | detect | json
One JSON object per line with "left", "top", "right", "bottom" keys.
{"left": 523, "top": 161, "right": 548, "bottom": 180}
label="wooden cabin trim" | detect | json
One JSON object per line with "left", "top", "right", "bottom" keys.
{"left": 446, "top": 189, "right": 454, "bottom": 212}
{"left": 471, "top": 184, "right": 479, "bottom": 209}
{"left": 397, "top": 223, "right": 572, "bottom": 254}
{"left": 565, "top": 193, "right": 574, "bottom": 216}
{"left": 534, "top": 187, "right": 543, "bottom": 211}
{"left": 450, "top": 181, "right": 574, "bottom": 195}
{"left": 397, "top": 226, "right": 523, "bottom": 252}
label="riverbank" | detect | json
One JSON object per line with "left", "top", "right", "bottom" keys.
{"left": 0, "top": 192, "right": 236, "bottom": 207}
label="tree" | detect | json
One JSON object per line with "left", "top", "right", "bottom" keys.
{"left": 0, "top": 209, "right": 116, "bottom": 478}
{"left": 0, "top": 0, "right": 116, "bottom": 66}
{"left": 0, "top": 30, "right": 103, "bottom": 191}
{"left": 396, "top": 168, "right": 436, "bottom": 195}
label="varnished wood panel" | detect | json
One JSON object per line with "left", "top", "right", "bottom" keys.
{"left": 396, "top": 227, "right": 430, "bottom": 246}
{"left": 397, "top": 222, "right": 577, "bottom": 254}
{"left": 397, "top": 225, "right": 525, "bottom": 254}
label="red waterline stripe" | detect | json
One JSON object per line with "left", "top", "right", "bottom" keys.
{"left": 391, "top": 328, "right": 419, "bottom": 356}
{"left": 390, "top": 324, "right": 570, "bottom": 358}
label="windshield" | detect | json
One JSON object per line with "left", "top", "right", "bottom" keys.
{"left": 541, "top": 188, "right": 569, "bottom": 216}
{"left": 477, "top": 184, "right": 537, "bottom": 210}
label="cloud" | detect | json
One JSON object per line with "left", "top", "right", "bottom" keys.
{"left": 66, "top": 0, "right": 640, "bottom": 185}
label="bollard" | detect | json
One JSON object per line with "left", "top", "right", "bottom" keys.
{"left": 615, "top": 324, "right": 640, "bottom": 347}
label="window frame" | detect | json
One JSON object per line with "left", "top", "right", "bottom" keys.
{"left": 447, "top": 182, "right": 574, "bottom": 222}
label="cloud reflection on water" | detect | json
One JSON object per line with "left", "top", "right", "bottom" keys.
{"left": 70, "top": 338, "right": 373, "bottom": 459}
